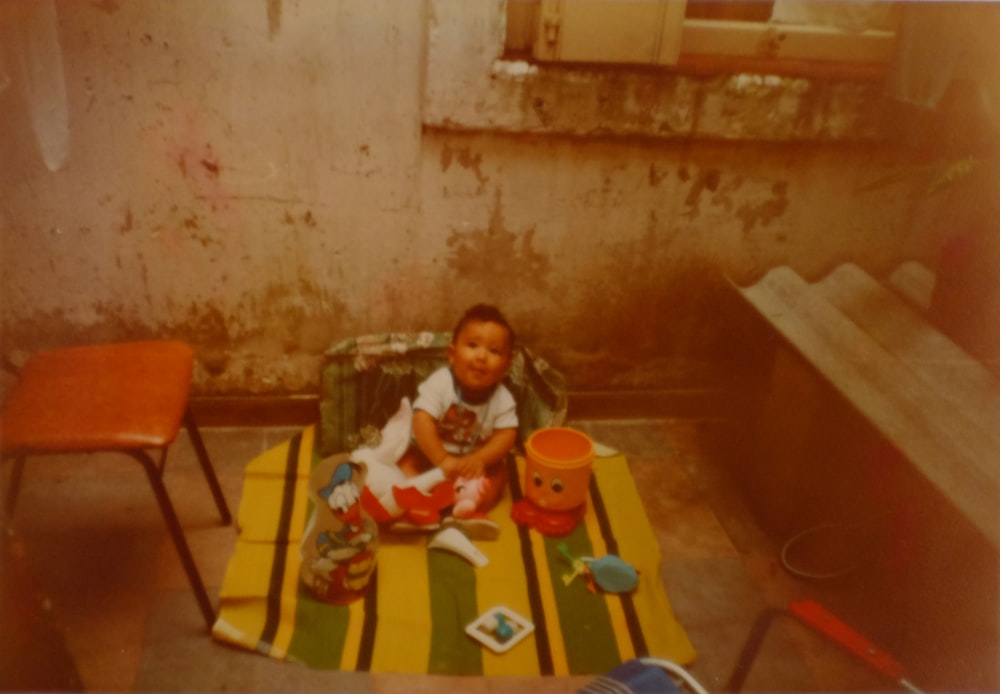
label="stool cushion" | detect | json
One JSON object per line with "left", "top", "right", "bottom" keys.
{"left": 1, "top": 341, "right": 195, "bottom": 453}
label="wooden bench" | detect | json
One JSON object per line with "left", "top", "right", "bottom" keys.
{"left": 731, "top": 262, "right": 1000, "bottom": 550}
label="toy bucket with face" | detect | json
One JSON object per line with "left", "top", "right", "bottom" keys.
{"left": 524, "top": 427, "right": 594, "bottom": 511}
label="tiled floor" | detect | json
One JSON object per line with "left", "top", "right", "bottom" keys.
{"left": 2, "top": 418, "right": 907, "bottom": 692}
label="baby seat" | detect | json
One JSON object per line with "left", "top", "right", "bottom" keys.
{"left": 317, "top": 332, "right": 568, "bottom": 458}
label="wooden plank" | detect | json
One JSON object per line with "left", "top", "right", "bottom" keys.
{"left": 734, "top": 266, "right": 1000, "bottom": 548}
{"left": 884, "top": 260, "right": 936, "bottom": 311}
{"left": 813, "top": 263, "right": 1000, "bottom": 447}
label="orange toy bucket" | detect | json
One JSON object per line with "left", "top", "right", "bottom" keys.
{"left": 524, "top": 427, "right": 594, "bottom": 511}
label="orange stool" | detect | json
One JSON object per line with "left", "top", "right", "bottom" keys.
{"left": 0, "top": 341, "right": 231, "bottom": 630}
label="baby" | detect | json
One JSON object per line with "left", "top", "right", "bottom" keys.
{"left": 359, "top": 304, "right": 518, "bottom": 535}
{"left": 404, "top": 303, "right": 518, "bottom": 514}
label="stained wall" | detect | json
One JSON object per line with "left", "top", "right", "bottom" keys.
{"left": 0, "top": 0, "right": 989, "bottom": 396}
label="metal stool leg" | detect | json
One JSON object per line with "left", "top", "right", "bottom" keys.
{"left": 128, "top": 449, "right": 216, "bottom": 630}
{"left": 183, "top": 409, "right": 231, "bottom": 524}
{"left": 726, "top": 607, "right": 786, "bottom": 692}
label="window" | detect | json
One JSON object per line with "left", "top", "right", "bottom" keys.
{"left": 506, "top": 0, "right": 899, "bottom": 69}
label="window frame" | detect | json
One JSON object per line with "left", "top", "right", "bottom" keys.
{"left": 512, "top": 0, "right": 898, "bottom": 76}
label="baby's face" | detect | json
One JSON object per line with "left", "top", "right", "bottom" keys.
{"left": 448, "top": 319, "right": 512, "bottom": 399}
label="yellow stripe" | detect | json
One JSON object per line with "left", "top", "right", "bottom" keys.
{"left": 238, "top": 447, "right": 295, "bottom": 540}
{"left": 243, "top": 439, "right": 293, "bottom": 476}
{"left": 632, "top": 568, "right": 696, "bottom": 663}
{"left": 268, "top": 426, "right": 315, "bottom": 657}
{"left": 237, "top": 427, "right": 316, "bottom": 540}
{"left": 477, "top": 477, "right": 540, "bottom": 676}
{"left": 217, "top": 542, "right": 275, "bottom": 598}
{"left": 593, "top": 455, "right": 696, "bottom": 664}
{"left": 369, "top": 534, "right": 432, "bottom": 672}
{"left": 212, "top": 601, "right": 269, "bottom": 651}
{"left": 216, "top": 434, "right": 308, "bottom": 650}
{"left": 594, "top": 456, "right": 659, "bottom": 559}
{"left": 339, "top": 597, "right": 366, "bottom": 669}
{"left": 244, "top": 425, "right": 315, "bottom": 477}
{"left": 580, "top": 493, "right": 631, "bottom": 662}
{"left": 236, "top": 478, "right": 293, "bottom": 541}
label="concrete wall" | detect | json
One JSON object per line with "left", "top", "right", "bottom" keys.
{"left": 0, "top": 0, "right": 990, "bottom": 397}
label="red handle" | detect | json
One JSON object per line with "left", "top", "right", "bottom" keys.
{"left": 789, "top": 599, "right": 906, "bottom": 682}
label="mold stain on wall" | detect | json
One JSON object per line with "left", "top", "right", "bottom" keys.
{"left": 556, "top": 221, "right": 726, "bottom": 389}
{"left": 737, "top": 180, "right": 789, "bottom": 234}
{"left": 648, "top": 163, "right": 670, "bottom": 186}
{"left": 188, "top": 275, "right": 357, "bottom": 394}
{"left": 440, "top": 143, "right": 489, "bottom": 195}
{"left": 267, "top": 0, "right": 281, "bottom": 38}
{"left": 683, "top": 167, "right": 722, "bottom": 219}
{"left": 444, "top": 188, "right": 550, "bottom": 292}
{"left": 581, "top": 162, "right": 628, "bottom": 208}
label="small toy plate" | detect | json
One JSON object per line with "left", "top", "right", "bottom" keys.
{"left": 465, "top": 605, "right": 535, "bottom": 653}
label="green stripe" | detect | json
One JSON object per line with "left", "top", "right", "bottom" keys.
{"left": 286, "top": 595, "right": 352, "bottom": 668}
{"left": 544, "top": 524, "right": 622, "bottom": 675}
{"left": 283, "top": 432, "right": 353, "bottom": 669}
{"left": 427, "top": 550, "right": 482, "bottom": 675}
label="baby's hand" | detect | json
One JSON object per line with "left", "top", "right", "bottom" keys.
{"left": 438, "top": 455, "right": 461, "bottom": 479}
{"left": 454, "top": 455, "right": 484, "bottom": 480}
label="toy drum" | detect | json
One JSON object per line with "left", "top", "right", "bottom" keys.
{"left": 524, "top": 427, "right": 594, "bottom": 511}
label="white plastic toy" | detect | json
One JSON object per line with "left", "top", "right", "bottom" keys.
{"left": 465, "top": 606, "right": 535, "bottom": 653}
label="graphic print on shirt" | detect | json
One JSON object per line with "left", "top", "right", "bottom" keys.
{"left": 438, "top": 404, "right": 482, "bottom": 449}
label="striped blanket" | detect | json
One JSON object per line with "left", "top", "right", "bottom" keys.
{"left": 212, "top": 426, "right": 696, "bottom": 675}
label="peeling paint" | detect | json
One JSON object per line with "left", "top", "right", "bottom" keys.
{"left": 684, "top": 168, "right": 722, "bottom": 219}
{"left": 756, "top": 29, "right": 785, "bottom": 59}
{"left": 440, "top": 144, "right": 490, "bottom": 194}
{"left": 119, "top": 206, "right": 134, "bottom": 234}
{"left": 200, "top": 157, "right": 221, "bottom": 177}
{"left": 531, "top": 97, "right": 552, "bottom": 127}
{"left": 648, "top": 163, "right": 669, "bottom": 186}
{"left": 737, "top": 181, "right": 790, "bottom": 234}
{"left": 440, "top": 145, "right": 487, "bottom": 180}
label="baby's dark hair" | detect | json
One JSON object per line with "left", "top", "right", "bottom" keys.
{"left": 452, "top": 304, "right": 516, "bottom": 350}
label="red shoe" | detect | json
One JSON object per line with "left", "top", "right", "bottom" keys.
{"left": 443, "top": 513, "right": 501, "bottom": 541}
{"left": 391, "top": 482, "right": 456, "bottom": 527}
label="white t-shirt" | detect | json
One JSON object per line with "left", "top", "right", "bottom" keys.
{"left": 412, "top": 366, "right": 518, "bottom": 455}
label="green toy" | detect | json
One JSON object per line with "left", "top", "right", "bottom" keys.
{"left": 558, "top": 542, "right": 638, "bottom": 594}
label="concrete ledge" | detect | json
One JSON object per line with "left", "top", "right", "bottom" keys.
{"left": 190, "top": 395, "right": 320, "bottom": 428}
{"left": 423, "top": 2, "right": 889, "bottom": 143}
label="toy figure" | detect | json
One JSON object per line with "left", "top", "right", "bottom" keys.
{"left": 452, "top": 475, "right": 491, "bottom": 518}
{"left": 301, "top": 458, "right": 378, "bottom": 604}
